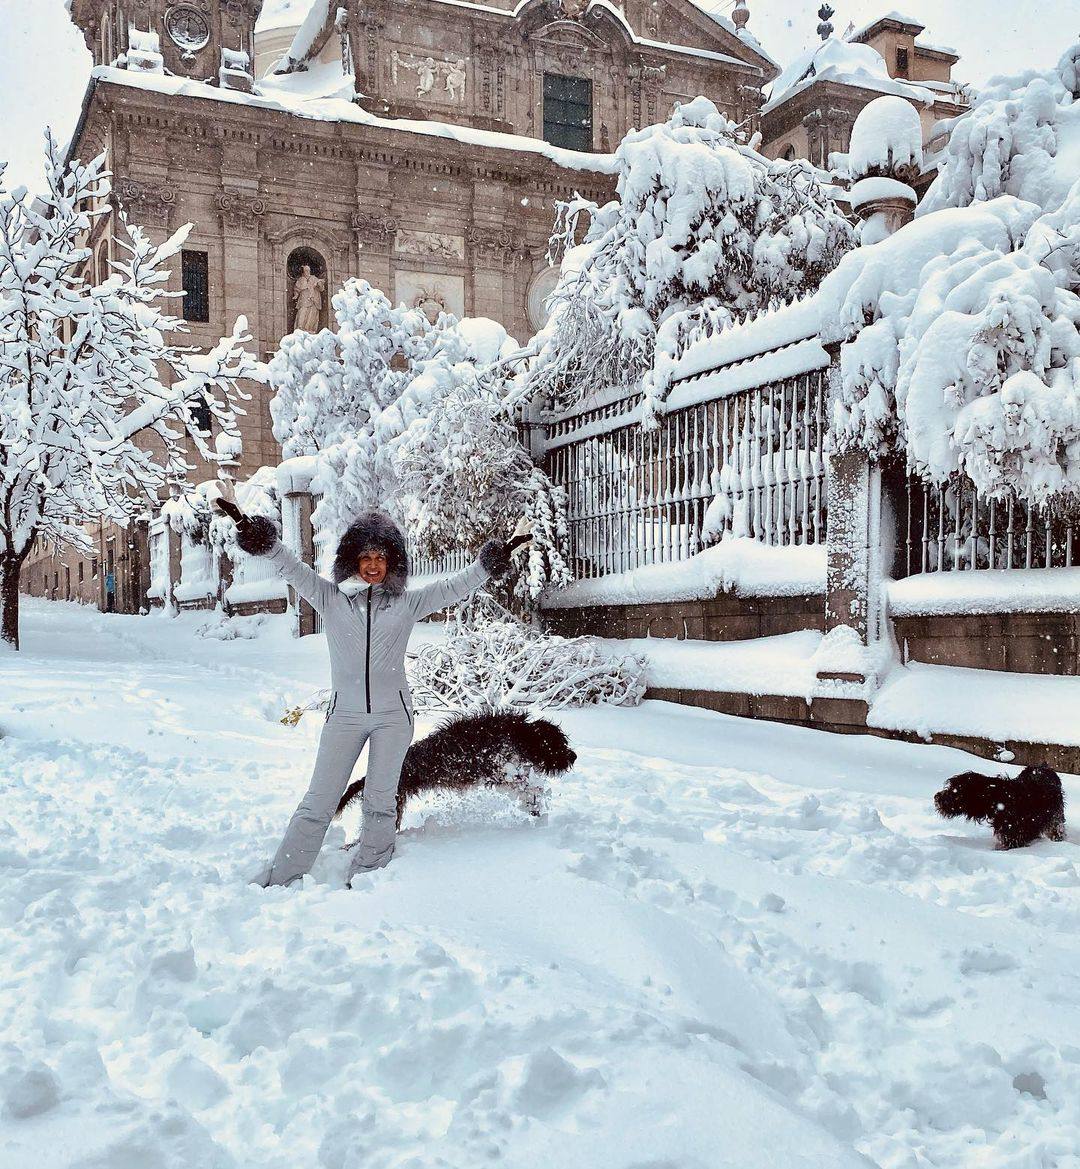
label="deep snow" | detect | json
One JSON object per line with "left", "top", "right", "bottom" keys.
{"left": 2, "top": 598, "right": 1080, "bottom": 1168}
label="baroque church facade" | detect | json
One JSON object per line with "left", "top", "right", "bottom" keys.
{"left": 65, "top": 0, "right": 777, "bottom": 479}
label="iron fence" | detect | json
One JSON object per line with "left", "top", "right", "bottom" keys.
{"left": 544, "top": 371, "right": 829, "bottom": 578}
{"left": 902, "top": 476, "right": 1080, "bottom": 575}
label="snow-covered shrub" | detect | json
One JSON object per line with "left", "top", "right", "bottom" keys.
{"left": 522, "top": 97, "right": 855, "bottom": 417}
{"left": 408, "top": 595, "right": 646, "bottom": 711}
{"left": 0, "top": 134, "right": 255, "bottom": 647}
{"left": 825, "top": 41, "right": 1080, "bottom": 503}
{"left": 268, "top": 288, "right": 571, "bottom": 602}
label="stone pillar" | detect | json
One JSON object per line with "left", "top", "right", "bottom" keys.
{"left": 812, "top": 347, "right": 886, "bottom": 711}
{"left": 216, "top": 150, "right": 266, "bottom": 474}
{"left": 351, "top": 209, "right": 397, "bottom": 299}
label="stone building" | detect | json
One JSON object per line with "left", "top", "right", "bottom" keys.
{"left": 759, "top": 9, "right": 968, "bottom": 171}
{"left": 64, "top": 0, "right": 777, "bottom": 482}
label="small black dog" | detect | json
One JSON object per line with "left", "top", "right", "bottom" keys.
{"left": 334, "top": 710, "right": 577, "bottom": 837}
{"left": 934, "top": 763, "right": 1066, "bottom": 849}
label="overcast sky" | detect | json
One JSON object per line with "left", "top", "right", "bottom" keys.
{"left": 1, "top": 0, "right": 1076, "bottom": 192}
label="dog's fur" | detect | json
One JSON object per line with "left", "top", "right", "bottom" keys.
{"left": 934, "top": 763, "right": 1066, "bottom": 849}
{"left": 335, "top": 709, "right": 577, "bottom": 833}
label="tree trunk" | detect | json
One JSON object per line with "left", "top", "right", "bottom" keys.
{"left": 1, "top": 552, "right": 25, "bottom": 650}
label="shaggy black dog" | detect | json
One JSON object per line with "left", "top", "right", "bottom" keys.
{"left": 334, "top": 710, "right": 577, "bottom": 837}
{"left": 934, "top": 763, "right": 1066, "bottom": 849}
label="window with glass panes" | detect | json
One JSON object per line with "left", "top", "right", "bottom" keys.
{"left": 543, "top": 73, "right": 592, "bottom": 151}
{"left": 181, "top": 249, "right": 210, "bottom": 323}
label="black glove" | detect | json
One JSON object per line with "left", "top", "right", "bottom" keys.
{"left": 213, "top": 497, "right": 278, "bottom": 557}
{"left": 478, "top": 533, "right": 532, "bottom": 579}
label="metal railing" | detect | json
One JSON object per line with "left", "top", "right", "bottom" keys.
{"left": 902, "top": 476, "right": 1080, "bottom": 575}
{"left": 544, "top": 370, "right": 828, "bottom": 578}
{"left": 407, "top": 541, "right": 472, "bottom": 580}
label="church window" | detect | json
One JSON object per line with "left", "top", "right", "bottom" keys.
{"left": 181, "top": 249, "right": 210, "bottom": 323}
{"left": 190, "top": 395, "right": 213, "bottom": 435}
{"left": 782, "top": 144, "right": 796, "bottom": 161}
{"left": 543, "top": 73, "right": 593, "bottom": 152}
{"left": 895, "top": 47, "right": 909, "bottom": 77}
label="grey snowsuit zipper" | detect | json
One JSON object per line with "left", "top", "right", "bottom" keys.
{"left": 366, "top": 583, "right": 373, "bottom": 714}
{"left": 256, "top": 538, "right": 490, "bottom": 886}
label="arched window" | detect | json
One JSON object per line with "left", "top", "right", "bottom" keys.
{"left": 782, "top": 143, "right": 796, "bottom": 162}
{"left": 286, "top": 247, "right": 328, "bottom": 334}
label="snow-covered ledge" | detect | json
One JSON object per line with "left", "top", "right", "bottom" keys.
{"left": 888, "top": 567, "right": 1080, "bottom": 616}
{"left": 540, "top": 538, "right": 826, "bottom": 609}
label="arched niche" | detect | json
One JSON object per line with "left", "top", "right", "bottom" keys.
{"left": 286, "top": 246, "right": 329, "bottom": 334}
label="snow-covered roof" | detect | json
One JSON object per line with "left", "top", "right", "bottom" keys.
{"left": 83, "top": 65, "right": 619, "bottom": 173}
{"left": 763, "top": 36, "right": 933, "bottom": 115}
{"left": 914, "top": 39, "right": 959, "bottom": 58}
{"left": 848, "top": 10, "right": 926, "bottom": 41}
{"left": 280, "top": 0, "right": 334, "bottom": 67}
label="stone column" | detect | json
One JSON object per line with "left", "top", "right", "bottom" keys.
{"left": 351, "top": 210, "right": 397, "bottom": 298}
{"left": 216, "top": 152, "right": 266, "bottom": 474}
{"left": 466, "top": 219, "right": 521, "bottom": 324}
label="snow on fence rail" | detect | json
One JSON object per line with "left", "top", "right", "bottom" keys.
{"left": 543, "top": 371, "right": 828, "bottom": 578}
{"left": 902, "top": 475, "right": 1080, "bottom": 575}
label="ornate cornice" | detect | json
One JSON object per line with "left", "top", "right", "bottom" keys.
{"left": 352, "top": 211, "right": 398, "bottom": 250}
{"left": 216, "top": 190, "right": 267, "bottom": 230}
{"left": 114, "top": 179, "right": 177, "bottom": 227}
{"left": 466, "top": 225, "right": 528, "bottom": 263}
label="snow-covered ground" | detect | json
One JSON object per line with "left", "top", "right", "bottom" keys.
{"left": 3, "top": 598, "right": 1080, "bottom": 1169}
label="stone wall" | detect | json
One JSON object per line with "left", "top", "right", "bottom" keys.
{"left": 648, "top": 686, "right": 1080, "bottom": 774}
{"left": 543, "top": 592, "right": 824, "bottom": 641}
{"left": 893, "top": 612, "right": 1080, "bottom": 676}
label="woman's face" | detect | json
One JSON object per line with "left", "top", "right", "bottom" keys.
{"left": 358, "top": 550, "right": 388, "bottom": 584}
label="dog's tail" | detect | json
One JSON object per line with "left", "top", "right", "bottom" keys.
{"left": 334, "top": 777, "right": 366, "bottom": 819}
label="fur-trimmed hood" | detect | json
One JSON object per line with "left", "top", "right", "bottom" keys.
{"left": 333, "top": 511, "right": 409, "bottom": 596}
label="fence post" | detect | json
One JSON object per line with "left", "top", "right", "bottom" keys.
{"left": 277, "top": 457, "right": 320, "bottom": 638}
{"left": 813, "top": 345, "right": 889, "bottom": 701}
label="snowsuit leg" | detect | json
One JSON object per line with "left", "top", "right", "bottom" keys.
{"left": 347, "top": 710, "right": 413, "bottom": 880}
{"left": 264, "top": 712, "right": 369, "bottom": 887}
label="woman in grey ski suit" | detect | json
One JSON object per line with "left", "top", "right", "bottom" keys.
{"left": 218, "top": 503, "right": 516, "bottom": 887}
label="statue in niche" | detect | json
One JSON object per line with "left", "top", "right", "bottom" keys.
{"left": 292, "top": 263, "right": 326, "bottom": 332}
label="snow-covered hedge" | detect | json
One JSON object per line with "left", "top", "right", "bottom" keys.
{"left": 522, "top": 97, "right": 855, "bottom": 417}
{"left": 408, "top": 596, "right": 646, "bottom": 711}
{"left": 826, "top": 41, "right": 1080, "bottom": 503}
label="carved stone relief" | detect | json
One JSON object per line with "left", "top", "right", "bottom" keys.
{"left": 215, "top": 190, "right": 266, "bottom": 230}
{"left": 394, "top": 271, "right": 465, "bottom": 321}
{"left": 352, "top": 211, "right": 398, "bottom": 251}
{"left": 390, "top": 51, "right": 468, "bottom": 102}
{"left": 394, "top": 229, "right": 465, "bottom": 260}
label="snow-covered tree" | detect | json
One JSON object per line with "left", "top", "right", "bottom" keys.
{"left": 0, "top": 135, "right": 256, "bottom": 648}
{"left": 827, "top": 40, "right": 1080, "bottom": 503}
{"left": 522, "top": 97, "right": 855, "bottom": 417}
{"left": 267, "top": 280, "right": 439, "bottom": 458}
{"left": 267, "top": 288, "right": 570, "bottom": 600}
